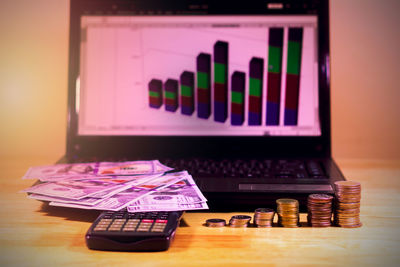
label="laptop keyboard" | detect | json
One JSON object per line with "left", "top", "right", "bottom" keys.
{"left": 160, "top": 159, "right": 327, "bottom": 180}
{"left": 68, "top": 157, "right": 327, "bottom": 180}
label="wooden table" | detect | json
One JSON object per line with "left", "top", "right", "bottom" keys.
{"left": 0, "top": 156, "right": 399, "bottom": 266}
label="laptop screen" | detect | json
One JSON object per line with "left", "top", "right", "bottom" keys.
{"left": 77, "top": 15, "right": 320, "bottom": 137}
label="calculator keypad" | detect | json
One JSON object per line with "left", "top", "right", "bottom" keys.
{"left": 93, "top": 212, "right": 171, "bottom": 233}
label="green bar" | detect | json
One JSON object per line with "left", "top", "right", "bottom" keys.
{"left": 231, "top": 91, "right": 244, "bottom": 104}
{"left": 165, "top": 91, "right": 176, "bottom": 100}
{"left": 249, "top": 78, "right": 261, "bottom": 97}
{"left": 268, "top": 46, "right": 282, "bottom": 73}
{"left": 214, "top": 63, "right": 226, "bottom": 84}
{"left": 149, "top": 91, "right": 159, "bottom": 98}
{"left": 181, "top": 85, "right": 193, "bottom": 97}
{"left": 287, "top": 41, "right": 301, "bottom": 75}
{"left": 197, "top": 71, "right": 210, "bottom": 89}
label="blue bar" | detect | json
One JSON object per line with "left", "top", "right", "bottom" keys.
{"left": 284, "top": 108, "right": 298, "bottom": 125}
{"left": 198, "top": 103, "right": 210, "bottom": 119}
{"left": 249, "top": 112, "right": 261, "bottom": 125}
{"left": 231, "top": 113, "right": 244, "bottom": 126}
{"left": 214, "top": 101, "right": 227, "bottom": 123}
{"left": 266, "top": 101, "right": 280, "bottom": 125}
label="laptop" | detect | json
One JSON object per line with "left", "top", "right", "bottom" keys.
{"left": 65, "top": 0, "right": 345, "bottom": 211}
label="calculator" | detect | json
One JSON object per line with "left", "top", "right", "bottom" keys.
{"left": 85, "top": 210, "right": 184, "bottom": 251}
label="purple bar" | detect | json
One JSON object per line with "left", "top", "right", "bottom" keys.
{"left": 289, "top": 28, "right": 303, "bottom": 42}
{"left": 249, "top": 57, "right": 264, "bottom": 79}
{"left": 180, "top": 71, "right": 194, "bottom": 87}
{"left": 165, "top": 79, "right": 178, "bottom": 93}
{"left": 232, "top": 71, "right": 245, "bottom": 93}
{"left": 214, "top": 41, "right": 228, "bottom": 64}
{"left": 269, "top": 28, "right": 284, "bottom": 47}
{"left": 164, "top": 79, "right": 178, "bottom": 112}
{"left": 197, "top": 53, "right": 211, "bottom": 73}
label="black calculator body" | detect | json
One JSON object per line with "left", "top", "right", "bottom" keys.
{"left": 86, "top": 210, "right": 184, "bottom": 251}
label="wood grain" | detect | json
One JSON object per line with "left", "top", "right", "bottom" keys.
{"left": 0, "top": 156, "right": 399, "bottom": 266}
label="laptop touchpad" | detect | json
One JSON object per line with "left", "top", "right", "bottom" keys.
{"left": 239, "top": 184, "right": 333, "bottom": 193}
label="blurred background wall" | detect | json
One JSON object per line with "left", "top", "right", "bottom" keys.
{"left": 0, "top": 0, "right": 399, "bottom": 160}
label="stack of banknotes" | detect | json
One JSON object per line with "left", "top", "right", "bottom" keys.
{"left": 22, "top": 160, "right": 208, "bottom": 212}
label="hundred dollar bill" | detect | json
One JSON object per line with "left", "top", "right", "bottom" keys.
{"left": 127, "top": 175, "right": 207, "bottom": 208}
{"left": 28, "top": 193, "right": 105, "bottom": 206}
{"left": 22, "top": 160, "right": 172, "bottom": 180}
{"left": 21, "top": 176, "right": 146, "bottom": 200}
{"left": 25, "top": 175, "right": 162, "bottom": 206}
{"left": 127, "top": 202, "right": 209, "bottom": 212}
{"left": 97, "top": 160, "right": 172, "bottom": 176}
{"left": 49, "top": 172, "right": 187, "bottom": 211}
{"left": 86, "top": 174, "right": 163, "bottom": 198}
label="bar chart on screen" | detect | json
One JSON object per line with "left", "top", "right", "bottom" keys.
{"left": 79, "top": 16, "right": 320, "bottom": 136}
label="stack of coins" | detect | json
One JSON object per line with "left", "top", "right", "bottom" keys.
{"left": 205, "top": 219, "right": 226, "bottom": 228}
{"left": 307, "top": 194, "right": 333, "bottom": 227}
{"left": 334, "top": 181, "right": 362, "bottom": 228}
{"left": 253, "top": 208, "right": 275, "bottom": 227}
{"left": 276, "top": 199, "right": 300, "bottom": 227}
{"left": 229, "top": 215, "right": 252, "bottom": 228}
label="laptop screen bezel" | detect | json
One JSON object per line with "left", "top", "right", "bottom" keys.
{"left": 66, "top": 0, "right": 331, "bottom": 160}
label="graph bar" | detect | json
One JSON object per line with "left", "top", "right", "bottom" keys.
{"left": 266, "top": 28, "right": 284, "bottom": 125}
{"left": 148, "top": 79, "right": 163, "bottom": 109}
{"left": 284, "top": 28, "right": 303, "bottom": 125}
{"left": 231, "top": 71, "right": 245, "bottom": 125}
{"left": 164, "top": 79, "right": 178, "bottom": 112}
{"left": 180, "top": 71, "right": 194, "bottom": 115}
{"left": 213, "top": 41, "right": 228, "bottom": 123}
{"left": 197, "top": 53, "right": 211, "bottom": 119}
{"left": 248, "top": 57, "right": 264, "bottom": 125}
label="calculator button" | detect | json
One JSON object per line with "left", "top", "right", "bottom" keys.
{"left": 108, "top": 227, "right": 122, "bottom": 231}
{"left": 97, "top": 221, "right": 111, "bottom": 226}
{"left": 125, "top": 221, "right": 139, "bottom": 226}
{"left": 122, "top": 227, "right": 136, "bottom": 231}
{"left": 94, "top": 227, "right": 108, "bottom": 231}
{"left": 137, "top": 227, "right": 150, "bottom": 232}
{"left": 111, "top": 222, "right": 125, "bottom": 226}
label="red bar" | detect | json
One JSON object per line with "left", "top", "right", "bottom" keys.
{"left": 267, "top": 72, "right": 281, "bottom": 103}
{"left": 231, "top": 103, "right": 243, "bottom": 115}
{"left": 214, "top": 83, "right": 227, "bottom": 102}
{"left": 249, "top": 95, "right": 261, "bottom": 113}
{"left": 165, "top": 98, "right": 177, "bottom": 106}
{"left": 149, "top": 96, "right": 161, "bottom": 106}
{"left": 285, "top": 74, "right": 300, "bottom": 110}
{"left": 181, "top": 95, "right": 193, "bottom": 107}
{"left": 197, "top": 88, "right": 210, "bottom": 104}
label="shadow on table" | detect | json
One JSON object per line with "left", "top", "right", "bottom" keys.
{"left": 38, "top": 202, "right": 101, "bottom": 222}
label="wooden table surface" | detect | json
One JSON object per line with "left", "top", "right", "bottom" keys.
{"left": 0, "top": 156, "right": 399, "bottom": 266}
